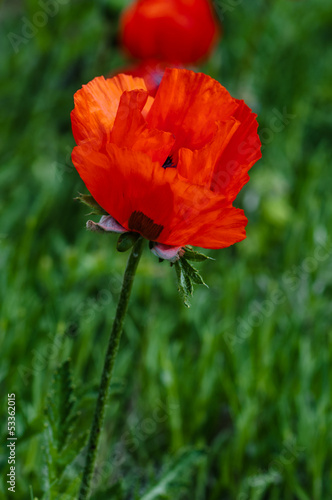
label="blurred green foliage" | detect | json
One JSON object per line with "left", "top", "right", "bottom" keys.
{"left": 1, "top": 0, "right": 332, "bottom": 498}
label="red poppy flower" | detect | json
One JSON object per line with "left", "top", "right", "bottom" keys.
{"left": 120, "top": 0, "right": 220, "bottom": 65}
{"left": 71, "top": 68, "right": 261, "bottom": 261}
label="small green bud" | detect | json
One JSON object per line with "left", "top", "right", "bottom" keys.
{"left": 117, "top": 232, "right": 139, "bottom": 252}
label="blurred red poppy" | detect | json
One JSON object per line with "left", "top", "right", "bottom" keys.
{"left": 71, "top": 69, "right": 261, "bottom": 258}
{"left": 120, "top": 0, "right": 220, "bottom": 64}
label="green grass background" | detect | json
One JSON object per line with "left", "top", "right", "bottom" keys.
{"left": 1, "top": 0, "right": 332, "bottom": 498}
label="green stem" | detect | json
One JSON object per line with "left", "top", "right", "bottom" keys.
{"left": 78, "top": 237, "right": 144, "bottom": 499}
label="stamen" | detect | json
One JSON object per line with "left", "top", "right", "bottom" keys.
{"left": 162, "top": 155, "right": 176, "bottom": 169}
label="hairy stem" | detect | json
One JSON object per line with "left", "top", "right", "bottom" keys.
{"left": 78, "top": 237, "right": 144, "bottom": 499}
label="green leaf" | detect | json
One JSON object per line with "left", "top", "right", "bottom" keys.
{"left": 46, "top": 359, "right": 76, "bottom": 451}
{"left": 174, "top": 258, "right": 208, "bottom": 307}
{"left": 174, "top": 261, "right": 192, "bottom": 307}
{"left": 75, "top": 193, "right": 108, "bottom": 215}
{"left": 180, "top": 258, "right": 208, "bottom": 287}
{"left": 183, "top": 246, "right": 214, "bottom": 262}
{"left": 43, "top": 359, "right": 88, "bottom": 499}
{"left": 17, "top": 415, "right": 45, "bottom": 445}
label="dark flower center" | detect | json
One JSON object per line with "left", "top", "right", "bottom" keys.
{"left": 128, "top": 210, "right": 163, "bottom": 240}
{"left": 162, "top": 155, "right": 176, "bottom": 169}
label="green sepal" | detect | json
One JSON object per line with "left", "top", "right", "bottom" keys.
{"left": 75, "top": 193, "right": 108, "bottom": 215}
{"left": 174, "top": 258, "right": 208, "bottom": 307}
{"left": 117, "top": 232, "right": 140, "bottom": 252}
{"left": 183, "top": 246, "right": 214, "bottom": 262}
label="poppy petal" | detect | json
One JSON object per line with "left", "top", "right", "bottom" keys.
{"left": 177, "top": 118, "right": 241, "bottom": 186}
{"left": 151, "top": 181, "right": 230, "bottom": 245}
{"left": 146, "top": 68, "right": 239, "bottom": 151}
{"left": 186, "top": 207, "right": 247, "bottom": 249}
{"left": 72, "top": 142, "right": 127, "bottom": 220}
{"left": 72, "top": 141, "right": 178, "bottom": 240}
{"left": 73, "top": 141, "right": 247, "bottom": 249}
{"left": 111, "top": 89, "right": 149, "bottom": 146}
{"left": 211, "top": 100, "right": 262, "bottom": 201}
{"left": 104, "top": 143, "right": 178, "bottom": 231}
{"left": 71, "top": 75, "right": 149, "bottom": 145}
{"left": 164, "top": 206, "right": 248, "bottom": 249}
{"left": 111, "top": 89, "right": 175, "bottom": 164}
{"left": 118, "top": 59, "right": 174, "bottom": 97}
